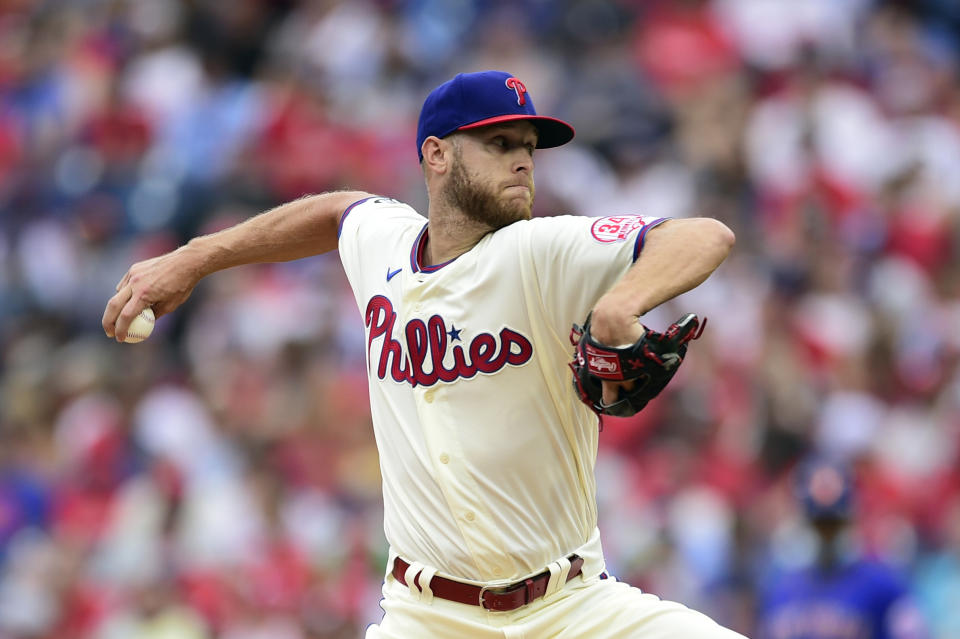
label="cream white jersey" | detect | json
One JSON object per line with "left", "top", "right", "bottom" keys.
{"left": 337, "top": 196, "right": 665, "bottom": 583}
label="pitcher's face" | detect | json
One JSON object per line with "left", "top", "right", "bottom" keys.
{"left": 442, "top": 121, "right": 537, "bottom": 229}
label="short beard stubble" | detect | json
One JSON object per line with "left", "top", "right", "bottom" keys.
{"left": 443, "top": 145, "right": 534, "bottom": 230}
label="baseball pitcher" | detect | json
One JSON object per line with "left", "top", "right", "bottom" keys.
{"left": 103, "top": 71, "right": 746, "bottom": 638}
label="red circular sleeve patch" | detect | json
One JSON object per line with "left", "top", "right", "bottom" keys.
{"left": 590, "top": 216, "right": 648, "bottom": 243}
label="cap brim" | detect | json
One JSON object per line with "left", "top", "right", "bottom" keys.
{"left": 458, "top": 114, "right": 575, "bottom": 149}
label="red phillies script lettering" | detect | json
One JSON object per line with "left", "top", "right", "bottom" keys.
{"left": 365, "top": 295, "right": 533, "bottom": 386}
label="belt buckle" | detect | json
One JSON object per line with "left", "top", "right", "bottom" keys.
{"left": 478, "top": 583, "right": 512, "bottom": 610}
{"left": 477, "top": 584, "right": 497, "bottom": 610}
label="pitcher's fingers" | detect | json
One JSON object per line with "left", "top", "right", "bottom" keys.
{"left": 601, "top": 381, "right": 620, "bottom": 406}
{"left": 115, "top": 270, "right": 132, "bottom": 292}
{"left": 114, "top": 294, "right": 145, "bottom": 343}
{"left": 602, "top": 379, "right": 636, "bottom": 406}
{"left": 600, "top": 382, "right": 618, "bottom": 406}
{"left": 102, "top": 286, "right": 133, "bottom": 338}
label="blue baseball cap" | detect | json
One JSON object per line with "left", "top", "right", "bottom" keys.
{"left": 795, "top": 457, "right": 854, "bottom": 521}
{"left": 416, "top": 71, "right": 575, "bottom": 161}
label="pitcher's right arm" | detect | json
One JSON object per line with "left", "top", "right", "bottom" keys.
{"left": 103, "top": 190, "right": 372, "bottom": 342}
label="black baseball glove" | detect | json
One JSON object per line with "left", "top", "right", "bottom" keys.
{"left": 569, "top": 313, "right": 705, "bottom": 417}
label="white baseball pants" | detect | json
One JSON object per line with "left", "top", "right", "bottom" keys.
{"left": 365, "top": 572, "right": 749, "bottom": 639}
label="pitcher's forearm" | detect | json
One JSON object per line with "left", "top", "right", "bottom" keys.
{"left": 187, "top": 190, "right": 372, "bottom": 275}
{"left": 591, "top": 218, "right": 734, "bottom": 345}
{"left": 104, "top": 190, "right": 371, "bottom": 341}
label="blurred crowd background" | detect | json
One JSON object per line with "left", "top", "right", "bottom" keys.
{"left": 1, "top": 0, "right": 960, "bottom": 637}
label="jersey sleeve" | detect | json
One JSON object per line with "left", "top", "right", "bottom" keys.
{"left": 337, "top": 196, "right": 423, "bottom": 289}
{"left": 525, "top": 214, "right": 668, "bottom": 342}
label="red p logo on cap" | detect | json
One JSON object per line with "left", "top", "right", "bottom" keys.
{"left": 505, "top": 77, "right": 527, "bottom": 106}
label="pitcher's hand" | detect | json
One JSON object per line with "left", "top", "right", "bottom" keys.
{"left": 587, "top": 295, "right": 646, "bottom": 408}
{"left": 102, "top": 245, "right": 203, "bottom": 342}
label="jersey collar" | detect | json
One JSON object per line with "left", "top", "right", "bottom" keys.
{"left": 410, "top": 223, "right": 459, "bottom": 274}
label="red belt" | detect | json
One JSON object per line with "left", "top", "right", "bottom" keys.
{"left": 392, "top": 555, "right": 584, "bottom": 612}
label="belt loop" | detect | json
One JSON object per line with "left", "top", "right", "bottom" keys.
{"left": 544, "top": 556, "right": 571, "bottom": 600}
{"left": 544, "top": 562, "right": 562, "bottom": 600}
{"left": 523, "top": 578, "right": 535, "bottom": 605}
{"left": 404, "top": 561, "right": 425, "bottom": 600}
{"left": 418, "top": 565, "right": 438, "bottom": 604}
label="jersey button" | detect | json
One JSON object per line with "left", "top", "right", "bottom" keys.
{"left": 439, "top": 453, "right": 450, "bottom": 464}
{"left": 424, "top": 389, "right": 435, "bottom": 403}
{"left": 491, "top": 567, "right": 503, "bottom": 577}
{"left": 464, "top": 511, "right": 475, "bottom": 522}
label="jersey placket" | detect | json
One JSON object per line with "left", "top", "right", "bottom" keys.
{"left": 402, "top": 273, "right": 518, "bottom": 582}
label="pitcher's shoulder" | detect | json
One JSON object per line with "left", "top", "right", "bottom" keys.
{"left": 340, "top": 196, "right": 424, "bottom": 235}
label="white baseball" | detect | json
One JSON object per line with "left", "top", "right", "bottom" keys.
{"left": 124, "top": 307, "right": 155, "bottom": 343}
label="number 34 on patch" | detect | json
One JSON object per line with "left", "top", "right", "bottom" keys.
{"left": 590, "top": 216, "right": 650, "bottom": 244}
